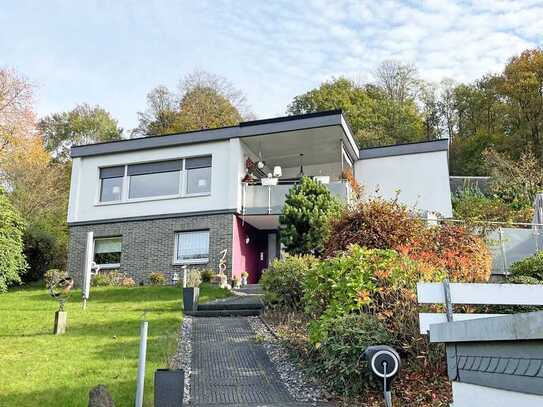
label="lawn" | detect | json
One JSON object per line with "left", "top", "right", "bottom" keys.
{"left": 0, "top": 283, "right": 229, "bottom": 406}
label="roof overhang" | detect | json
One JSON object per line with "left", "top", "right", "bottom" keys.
{"left": 70, "top": 110, "right": 359, "bottom": 161}
{"left": 359, "top": 139, "right": 449, "bottom": 160}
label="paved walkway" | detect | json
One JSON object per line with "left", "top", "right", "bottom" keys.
{"left": 190, "top": 317, "right": 295, "bottom": 406}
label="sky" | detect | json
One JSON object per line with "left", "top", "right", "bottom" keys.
{"left": 1, "top": 0, "right": 542, "bottom": 132}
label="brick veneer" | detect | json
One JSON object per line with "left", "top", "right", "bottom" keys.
{"left": 67, "top": 213, "right": 233, "bottom": 286}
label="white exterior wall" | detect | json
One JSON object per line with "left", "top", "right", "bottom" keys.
{"left": 68, "top": 138, "right": 243, "bottom": 223}
{"left": 354, "top": 150, "right": 453, "bottom": 217}
{"left": 452, "top": 382, "right": 543, "bottom": 407}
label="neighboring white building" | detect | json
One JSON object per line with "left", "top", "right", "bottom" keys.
{"left": 67, "top": 110, "right": 452, "bottom": 284}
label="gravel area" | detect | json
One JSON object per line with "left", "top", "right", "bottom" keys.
{"left": 169, "top": 316, "right": 193, "bottom": 404}
{"left": 247, "top": 316, "right": 328, "bottom": 403}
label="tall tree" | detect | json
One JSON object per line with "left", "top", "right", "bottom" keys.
{"left": 38, "top": 104, "right": 123, "bottom": 162}
{"left": 375, "top": 60, "right": 419, "bottom": 104}
{"left": 134, "top": 70, "right": 251, "bottom": 136}
{"left": 0, "top": 69, "right": 35, "bottom": 154}
{"left": 498, "top": 49, "right": 543, "bottom": 160}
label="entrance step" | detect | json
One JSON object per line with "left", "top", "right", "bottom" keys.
{"left": 198, "top": 302, "right": 263, "bottom": 311}
{"left": 186, "top": 309, "right": 262, "bottom": 317}
{"left": 194, "top": 403, "right": 334, "bottom": 407}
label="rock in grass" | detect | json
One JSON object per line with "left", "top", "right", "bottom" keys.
{"left": 88, "top": 385, "right": 115, "bottom": 407}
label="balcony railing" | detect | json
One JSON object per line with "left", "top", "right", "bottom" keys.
{"left": 241, "top": 180, "right": 351, "bottom": 215}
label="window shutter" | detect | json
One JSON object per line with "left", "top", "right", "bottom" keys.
{"left": 100, "top": 166, "right": 125, "bottom": 179}
{"left": 127, "top": 160, "right": 182, "bottom": 176}
{"left": 186, "top": 156, "right": 212, "bottom": 170}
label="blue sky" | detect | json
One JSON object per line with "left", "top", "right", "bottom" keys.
{"left": 1, "top": 0, "right": 542, "bottom": 132}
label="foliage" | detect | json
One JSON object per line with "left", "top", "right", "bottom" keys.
{"left": 0, "top": 284, "right": 230, "bottom": 406}
{"left": 43, "top": 269, "right": 67, "bottom": 288}
{"left": 280, "top": 177, "right": 342, "bottom": 256}
{"left": 311, "top": 313, "right": 392, "bottom": 395}
{"left": 200, "top": 268, "right": 213, "bottom": 283}
{"left": 452, "top": 187, "right": 533, "bottom": 224}
{"left": 0, "top": 188, "right": 27, "bottom": 292}
{"left": 92, "top": 271, "right": 120, "bottom": 287}
{"left": 287, "top": 76, "right": 425, "bottom": 147}
{"left": 23, "top": 223, "right": 67, "bottom": 282}
{"left": 186, "top": 270, "right": 201, "bottom": 288}
{"left": 510, "top": 251, "right": 543, "bottom": 281}
{"left": 326, "top": 198, "right": 492, "bottom": 282}
{"left": 149, "top": 272, "right": 166, "bottom": 285}
{"left": 304, "top": 245, "right": 443, "bottom": 344}
{"left": 38, "top": 103, "right": 123, "bottom": 162}
{"left": 134, "top": 70, "right": 252, "bottom": 136}
{"left": 483, "top": 148, "right": 543, "bottom": 211}
{"left": 260, "top": 255, "right": 317, "bottom": 310}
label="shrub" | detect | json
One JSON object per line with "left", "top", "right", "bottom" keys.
{"left": 280, "top": 176, "right": 342, "bottom": 256}
{"left": 200, "top": 268, "right": 213, "bottom": 283}
{"left": 304, "top": 245, "right": 444, "bottom": 343}
{"left": 44, "top": 269, "right": 67, "bottom": 288}
{"left": 120, "top": 276, "right": 136, "bottom": 287}
{"left": 149, "top": 272, "right": 166, "bottom": 285}
{"left": 92, "top": 271, "right": 121, "bottom": 287}
{"left": 510, "top": 251, "right": 543, "bottom": 281}
{"left": 0, "top": 188, "right": 27, "bottom": 292}
{"left": 260, "top": 255, "right": 317, "bottom": 310}
{"left": 312, "top": 313, "right": 392, "bottom": 395}
{"left": 325, "top": 198, "right": 492, "bottom": 282}
{"left": 186, "top": 271, "right": 201, "bottom": 288}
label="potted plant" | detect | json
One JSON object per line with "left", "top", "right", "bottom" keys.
{"left": 241, "top": 271, "right": 249, "bottom": 287}
{"left": 182, "top": 271, "right": 201, "bottom": 312}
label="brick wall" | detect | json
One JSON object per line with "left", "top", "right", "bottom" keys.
{"left": 67, "top": 213, "right": 233, "bottom": 286}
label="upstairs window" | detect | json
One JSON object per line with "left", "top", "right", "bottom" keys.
{"left": 174, "top": 230, "right": 209, "bottom": 264}
{"left": 99, "top": 166, "right": 124, "bottom": 202}
{"left": 127, "top": 160, "right": 182, "bottom": 199}
{"left": 94, "top": 237, "right": 122, "bottom": 268}
{"left": 186, "top": 156, "right": 212, "bottom": 195}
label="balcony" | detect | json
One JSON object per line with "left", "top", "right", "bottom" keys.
{"left": 241, "top": 180, "right": 351, "bottom": 215}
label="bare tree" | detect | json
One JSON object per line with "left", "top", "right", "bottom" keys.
{"left": 0, "top": 68, "right": 35, "bottom": 152}
{"left": 375, "top": 60, "right": 419, "bottom": 103}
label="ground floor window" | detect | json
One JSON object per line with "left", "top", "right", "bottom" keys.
{"left": 174, "top": 230, "right": 209, "bottom": 264}
{"left": 94, "top": 237, "right": 122, "bottom": 268}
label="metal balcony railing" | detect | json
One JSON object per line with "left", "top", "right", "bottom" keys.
{"left": 241, "top": 180, "right": 351, "bottom": 215}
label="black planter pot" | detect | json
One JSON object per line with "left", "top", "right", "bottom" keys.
{"left": 154, "top": 369, "right": 184, "bottom": 407}
{"left": 183, "top": 287, "right": 199, "bottom": 311}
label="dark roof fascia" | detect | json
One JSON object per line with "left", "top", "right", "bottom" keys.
{"left": 359, "top": 138, "right": 449, "bottom": 160}
{"left": 70, "top": 110, "right": 350, "bottom": 158}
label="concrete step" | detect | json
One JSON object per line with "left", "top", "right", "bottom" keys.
{"left": 194, "top": 403, "right": 334, "bottom": 407}
{"left": 197, "top": 302, "right": 263, "bottom": 311}
{"left": 186, "top": 309, "right": 262, "bottom": 317}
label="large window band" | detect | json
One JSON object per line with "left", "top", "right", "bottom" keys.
{"left": 127, "top": 160, "right": 183, "bottom": 176}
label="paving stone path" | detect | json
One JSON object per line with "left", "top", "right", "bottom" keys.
{"left": 190, "top": 316, "right": 296, "bottom": 406}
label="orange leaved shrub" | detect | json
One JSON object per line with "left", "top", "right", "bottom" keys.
{"left": 325, "top": 198, "right": 492, "bottom": 282}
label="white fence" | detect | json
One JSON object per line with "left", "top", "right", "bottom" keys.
{"left": 417, "top": 281, "right": 543, "bottom": 333}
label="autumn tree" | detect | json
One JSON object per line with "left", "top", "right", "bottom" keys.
{"left": 134, "top": 70, "right": 251, "bottom": 136}
{"left": 38, "top": 103, "right": 123, "bottom": 162}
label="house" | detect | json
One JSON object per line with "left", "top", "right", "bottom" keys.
{"left": 67, "top": 110, "right": 452, "bottom": 285}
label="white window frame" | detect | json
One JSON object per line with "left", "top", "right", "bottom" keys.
{"left": 93, "top": 236, "right": 122, "bottom": 269}
{"left": 173, "top": 230, "right": 210, "bottom": 265}
{"left": 95, "top": 156, "right": 212, "bottom": 206}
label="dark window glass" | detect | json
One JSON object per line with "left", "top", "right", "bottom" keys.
{"left": 186, "top": 167, "right": 211, "bottom": 194}
{"left": 94, "top": 237, "right": 121, "bottom": 266}
{"left": 100, "top": 177, "right": 123, "bottom": 202}
{"left": 175, "top": 231, "right": 209, "bottom": 262}
{"left": 129, "top": 171, "right": 180, "bottom": 199}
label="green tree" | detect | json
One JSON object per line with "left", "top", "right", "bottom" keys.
{"left": 287, "top": 77, "right": 424, "bottom": 147}
{"left": 279, "top": 177, "right": 341, "bottom": 256}
{"left": 0, "top": 188, "right": 27, "bottom": 292}
{"left": 134, "top": 70, "right": 251, "bottom": 136}
{"left": 39, "top": 104, "right": 123, "bottom": 162}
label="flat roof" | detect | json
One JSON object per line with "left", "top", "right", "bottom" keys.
{"left": 70, "top": 109, "right": 359, "bottom": 159}
{"left": 359, "top": 138, "right": 449, "bottom": 160}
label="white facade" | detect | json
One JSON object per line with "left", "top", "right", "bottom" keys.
{"left": 68, "top": 138, "right": 244, "bottom": 223}
{"left": 355, "top": 149, "right": 453, "bottom": 217}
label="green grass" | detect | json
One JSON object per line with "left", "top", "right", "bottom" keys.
{"left": 0, "top": 283, "right": 229, "bottom": 406}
